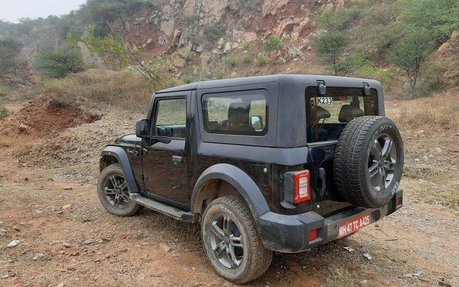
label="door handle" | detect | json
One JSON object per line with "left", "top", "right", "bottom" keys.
{"left": 172, "top": 155, "right": 183, "bottom": 165}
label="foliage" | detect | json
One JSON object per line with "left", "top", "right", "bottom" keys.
{"left": 417, "top": 61, "right": 449, "bottom": 97}
{"left": 314, "top": 31, "right": 348, "bottom": 76}
{"left": 0, "top": 106, "right": 10, "bottom": 120}
{"left": 226, "top": 56, "right": 237, "bottom": 67}
{"left": 33, "top": 47, "right": 86, "bottom": 78}
{"left": 69, "top": 27, "right": 157, "bottom": 81}
{"left": 0, "top": 38, "right": 22, "bottom": 76}
{"left": 204, "top": 26, "right": 225, "bottom": 43}
{"left": 389, "top": 30, "right": 434, "bottom": 97}
{"left": 0, "top": 84, "right": 10, "bottom": 97}
{"left": 242, "top": 55, "right": 252, "bottom": 64}
{"left": 78, "top": 0, "right": 155, "bottom": 36}
{"left": 398, "top": 0, "right": 459, "bottom": 45}
{"left": 314, "top": 6, "right": 362, "bottom": 31}
{"left": 264, "top": 36, "right": 282, "bottom": 51}
{"left": 256, "top": 54, "right": 268, "bottom": 66}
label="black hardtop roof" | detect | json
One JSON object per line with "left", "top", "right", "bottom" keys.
{"left": 155, "top": 74, "right": 382, "bottom": 94}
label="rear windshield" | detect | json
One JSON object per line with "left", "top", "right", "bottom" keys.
{"left": 305, "top": 87, "right": 378, "bottom": 142}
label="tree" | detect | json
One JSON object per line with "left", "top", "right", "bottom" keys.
{"left": 314, "top": 32, "right": 348, "bottom": 76}
{"left": 69, "top": 27, "right": 158, "bottom": 81}
{"left": 389, "top": 30, "right": 434, "bottom": 98}
{"left": 0, "top": 38, "right": 22, "bottom": 76}
{"left": 34, "top": 47, "right": 86, "bottom": 78}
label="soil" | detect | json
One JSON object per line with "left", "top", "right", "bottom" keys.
{"left": 0, "top": 97, "right": 458, "bottom": 287}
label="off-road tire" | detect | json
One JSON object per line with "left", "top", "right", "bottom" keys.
{"left": 97, "top": 164, "right": 143, "bottom": 216}
{"left": 333, "top": 116, "right": 404, "bottom": 208}
{"left": 201, "top": 196, "right": 273, "bottom": 284}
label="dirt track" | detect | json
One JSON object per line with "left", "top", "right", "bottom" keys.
{"left": 1, "top": 143, "right": 458, "bottom": 287}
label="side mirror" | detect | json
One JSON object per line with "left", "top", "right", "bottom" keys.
{"left": 136, "top": 119, "right": 150, "bottom": 138}
{"left": 250, "top": 115, "right": 263, "bottom": 131}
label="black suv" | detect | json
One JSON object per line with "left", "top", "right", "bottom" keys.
{"left": 97, "top": 74, "right": 404, "bottom": 283}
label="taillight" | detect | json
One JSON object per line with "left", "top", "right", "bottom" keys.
{"left": 308, "top": 229, "right": 318, "bottom": 241}
{"left": 293, "top": 170, "right": 311, "bottom": 204}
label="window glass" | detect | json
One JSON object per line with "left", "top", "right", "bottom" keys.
{"left": 203, "top": 93, "right": 267, "bottom": 136}
{"left": 154, "top": 98, "right": 186, "bottom": 138}
{"left": 305, "top": 87, "right": 378, "bottom": 142}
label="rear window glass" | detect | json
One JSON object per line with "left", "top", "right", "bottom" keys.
{"left": 306, "top": 87, "right": 378, "bottom": 142}
{"left": 202, "top": 93, "right": 267, "bottom": 136}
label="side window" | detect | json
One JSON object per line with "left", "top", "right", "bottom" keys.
{"left": 202, "top": 93, "right": 267, "bottom": 136}
{"left": 154, "top": 98, "right": 187, "bottom": 139}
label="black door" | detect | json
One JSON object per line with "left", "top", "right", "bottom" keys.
{"left": 142, "top": 95, "right": 189, "bottom": 209}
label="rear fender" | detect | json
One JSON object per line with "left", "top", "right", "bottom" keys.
{"left": 191, "top": 163, "right": 270, "bottom": 219}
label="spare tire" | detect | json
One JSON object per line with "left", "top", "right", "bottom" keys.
{"left": 333, "top": 116, "right": 404, "bottom": 208}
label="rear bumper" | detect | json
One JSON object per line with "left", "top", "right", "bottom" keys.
{"left": 257, "top": 189, "right": 403, "bottom": 253}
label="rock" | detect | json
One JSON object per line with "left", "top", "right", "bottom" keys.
{"left": 146, "top": 38, "right": 153, "bottom": 45}
{"left": 360, "top": 280, "right": 368, "bottom": 285}
{"left": 262, "top": 0, "right": 290, "bottom": 17}
{"left": 343, "top": 246, "right": 354, "bottom": 252}
{"left": 403, "top": 271, "right": 426, "bottom": 278}
{"left": 224, "top": 42, "right": 232, "bottom": 52}
{"left": 243, "top": 32, "right": 257, "bottom": 43}
{"left": 55, "top": 282, "right": 65, "bottom": 287}
{"left": 287, "top": 44, "right": 302, "bottom": 58}
{"left": 2, "top": 271, "right": 16, "bottom": 278}
{"left": 62, "top": 204, "right": 71, "bottom": 209}
{"left": 63, "top": 187, "right": 72, "bottom": 190}
{"left": 63, "top": 242, "right": 71, "bottom": 248}
{"left": 161, "top": 19, "right": 175, "bottom": 36}
{"left": 18, "top": 123, "right": 30, "bottom": 132}
{"left": 82, "top": 239, "right": 95, "bottom": 245}
{"left": 7, "top": 239, "right": 20, "bottom": 248}
{"left": 362, "top": 253, "right": 372, "bottom": 260}
{"left": 159, "top": 243, "right": 172, "bottom": 253}
{"left": 33, "top": 253, "right": 45, "bottom": 261}
{"left": 12, "top": 225, "right": 20, "bottom": 232}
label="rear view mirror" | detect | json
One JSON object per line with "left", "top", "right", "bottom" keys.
{"left": 250, "top": 115, "right": 264, "bottom": 131}
{"left": 136, "top": 119, "right": 150, "bottom": 138}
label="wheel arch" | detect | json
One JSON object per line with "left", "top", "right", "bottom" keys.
{"left": 191, "top": 164, "right": 270, "bottom": 221}
{"left": 100, "top": 146, "right": 139, "bottom": 194}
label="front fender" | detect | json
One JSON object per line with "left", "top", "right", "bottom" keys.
{"left": 100, "top": 146, "right": 139, "bottom": 193}
{"left": 191, "top": 163, "right": 270, "bottom": 218}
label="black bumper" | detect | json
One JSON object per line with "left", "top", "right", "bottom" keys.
{"left": 257, "top": 189, "right": 403, "bottom": 253}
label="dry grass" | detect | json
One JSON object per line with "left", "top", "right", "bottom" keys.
{"left": 44, "top": 69, "right": 179, "bottom": 114}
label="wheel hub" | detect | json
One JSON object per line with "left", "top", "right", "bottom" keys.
{"left": 368, "top": 134, "right": 397, "bottom": 192}
{"left": 209, "top": 215, "right": 244, "bottom": 269}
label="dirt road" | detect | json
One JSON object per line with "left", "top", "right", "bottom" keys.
{"left": 1, "top": 143, "right": 458, "bottom": 287}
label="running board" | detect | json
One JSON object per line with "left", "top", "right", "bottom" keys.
{"left": 130, "top": 193, "right": 194, "bottom": 222}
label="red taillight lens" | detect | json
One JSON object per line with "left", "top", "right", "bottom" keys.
{"left": 308, "top": 229, "right": 318, "bottom": 241}
{"left": 293, "top": 170, "right": 311, "bottom": 204}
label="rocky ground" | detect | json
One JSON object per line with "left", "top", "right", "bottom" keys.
{"left": 0, "top": 95, "right": 458, "bottom": 287}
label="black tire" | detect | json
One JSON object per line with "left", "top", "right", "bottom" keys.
{"left": 333, "top": 116, "right": 404, "bottom": 208}
{"left": 201, "top": 196, "right": 272, "bottom": 284}
{"left": 97, "top": 164, "right": 143, "bottom": 216}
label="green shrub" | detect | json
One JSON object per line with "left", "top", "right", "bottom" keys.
{"left": 227, "top": 56, "right": 237, "bottom": 67}
{"left": 418, "top": 62, "right": 448, "bottom": 97}
{"left": 0, "top": 106, "right": 10, "bottom": 120}
{"left": 264, "top": 36, "right": 282, "bottom": 51}
{"left": 204, "top": 26, "right": 225, "bottom": 43}
{"left": 314, "top": 31, "right": 348, "bottom": 75}
{"left": 0, "top": 38, "right": 22, "bottom": 76}
{"left": 34, "top": 47, "right": 86, "bottom": 78}
{"left": 0, "top": 84, "right": 10, "bottom": 97}
{"left": 256, "top": 54, "right": 269, "bottom": 66}
{"left": 242, "top": 55, "right": 252, "bottom": 64}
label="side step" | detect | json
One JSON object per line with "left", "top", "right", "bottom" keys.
{"left": 130, "top": 193, "right": 194, "bottom": 222}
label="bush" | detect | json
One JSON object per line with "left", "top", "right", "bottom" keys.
{"left": 34, "top": 47, "right": 86, "bottom": 78}
{"left": 242, "top": 55, "right": 252, "bottom": 64}
{"left": 417, "top": 62, "right": 448, "bottom": 97}
{"left": 0, "top": 106, "right": 10, "bottom": 120}
{"left": 204, "top": 26, "right": 224, "bottom": 43}
{"left": 256, "top": 54, "right": 269, "bottom": 66}
{"left": 314, "top": 31, "right": 348, "bottom": 75}
{"left": 314, "top": 7, "right": 362, "bottom": 31}
{"left": 226, "top": 56, "right": 237, "bottom": 67}
{"left": 0, "top": 84, "right": 10, "bottom": 97}
{"left": 0, "top": 38, "right": 22, "bottom": 76}
{"left": 264, "top": 36, "right": 282, "bottom": 51}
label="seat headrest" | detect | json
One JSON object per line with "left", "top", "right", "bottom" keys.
{"left": 338, "top": 104, "right": 364, "bottom": 122}
{"left": 228, "top": 102, "right": 250, "bottom": 125}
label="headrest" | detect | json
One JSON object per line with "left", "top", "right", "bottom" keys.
{"left": 315, "top": 106, "right": 331, "bottom": 119}
{"left": 338, "top": 104, "right": 364, "bottom": 122}
{"left": 228, "top": 102, "right": 250, "bottom": 124}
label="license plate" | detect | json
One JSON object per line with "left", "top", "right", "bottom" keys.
{"left": 338, "top": 213, "right": 372, "bottom": 238}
